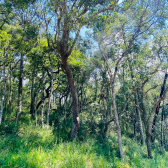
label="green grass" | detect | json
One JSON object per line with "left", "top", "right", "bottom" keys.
{"left": 0, "top": 124, "right": 168, "bottom": 168}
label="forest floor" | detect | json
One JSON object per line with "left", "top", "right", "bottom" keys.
{"left": 0, "top": 124, "right": 168, "bottom": 168}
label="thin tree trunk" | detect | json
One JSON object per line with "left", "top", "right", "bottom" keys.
{"left": 16, "top": 53, "right": 23, "bottom": 123}
{"left": 112, "top": 84, "right": 124, "bottom": 159}
{"left": 0, "top": 64, "right": 7, "bottom": 125}
{"left": 80, "top": 85, "right": 83, "bottom": 114}
{"left": 47, "top": 77, "right": 53, "bottom": 125}
{"left": 99, "top": 44, "right": 123, "bottom": 159}
{"left": 35, "top": 97, "right": 37, "bottom": 126}
{"left": 62, "top": 57, "right": 79, "bottom": 139}
{"left": 30, "top": 74, "right": 35, "bottom": 118}
{"left": 141, "top": 89, "right": 147, "bottom": 125}
{"left": 135, "top": 91, "right": 145, "bottom": 145}
{"left": 161, "top": 101, "right": 164, "bottom": 149}
{"left": 8, "top": 64, "right": 12, "bottom": 112}
{"left": 102, "top": 98, "right": 108, "bottom": 138}
{"left": 41, "top": 91, "right": 45, "bottom": 128}
{"left": 134, "top": 107, "right": 137, "bottom": 141}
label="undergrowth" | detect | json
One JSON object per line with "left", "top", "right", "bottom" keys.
{"left": 0, "top": 124, "right": 168, "bottom": 168}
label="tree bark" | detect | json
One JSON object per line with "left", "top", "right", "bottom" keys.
{"left": 47, "top": 77, "right": 53, "bottom": 125}
{"left": 16, "top": 53, "right": 23, "bottom": 123}
{"left": 134, "top": 107, "right": 137, "bottom": 141}
{"left": 30, "top": 74, "right": 35, "bottom": 118}
{"left": 41, "top": 90, "right": 45, "bottom": 128}
{"left": 99, "top": 44, "right": 123, "bottom": 159}
{"left": 151, "top": 72, "right": 168, "bottom": 140}
{"left": 161, "top": 103, "right": 164, "bottom": 149}
{"left": 146, "top": 86, "right": 168, "bottom": 158}
{"left": 0, "top": 63, "right": 7, "bottom": 125}
{"left": 62, "top": 57, "right": 79, "bottom": 139}
{"left": 112, "top": 84, "right": 124, "bottom": 159}
{"left": 41, "top": 100, "right": 45, "bottom": 128}
{"left": 135, "top": 91, "right": 145, "bottom": 145}
{"left": 36, "top": 84, "right": 51, "bottom": 110}
{"left": 35, "top": 97, "right": 37, "bottom": 126}
{"left": 146, "top": 121, "right": 153, "bottom": 158}
{"left": 8, "top": 64, "right": 12, "bottom": 113}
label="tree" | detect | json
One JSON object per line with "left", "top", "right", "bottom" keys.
{"left": 41, "top": 0, "right": 120, "bottom": 138}
{"left": 94, "top": 0, "right": 168, "bottom": 158}
{"left": 0, "top": 27, "right": 11, "bottom": 124}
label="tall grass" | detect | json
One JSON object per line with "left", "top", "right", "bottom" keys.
{"left": 0, "top": 124, "right": 168, "bottom": 168}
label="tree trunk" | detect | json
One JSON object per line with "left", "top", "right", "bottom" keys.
{"left": 135, "top": 91, "right": 145, "bottom": 145}
{"left": 102, "top": 98, "right": 108, "bottom": 138}
{"left": 100, "top": 45, "right": 123, "bottom": 159}
{"left": 146, "top": 86, "right": 168, "bottom": 158}
{"left": 134, "top": 107, "right": 137, "bottom": 141}
{"left": 146, "top": 120, "right": 153, "bottom": 158}
{"left": 0, "top": 64, "right": 7, "bottom": 125}
{"left": 62, "top": 57, "right": 79, "bottom": 139}
{"left": 151, "top": 72, "right": 167, "bottom": 140}
{"left": 161, "top": 102, "right": 164, "bottom": 149}
{"left": 35, "top": 97, "right": 37, "bottom": 126}
{"left": 41, "top": 91, "right": 45, "bottom": 128}
{"left": 112, "top": 84, "right": 124, "bottom": 159}
{"left": 16, "top": 53, "right": 23, "bottom": 123}
{"left": 47, "top": 77, "right": 53, "bottom": 125}
{"left": 30, "top": 74, "right": 35, "bottom": 118}
{"left": 141, "top": 89, "right": 147, "bottom": 125}
{"left": 8, "top": 64, "right": 12, "bottom": 113}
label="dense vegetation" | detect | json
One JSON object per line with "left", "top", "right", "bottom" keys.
{"left": 0, "top": 0, "right": 168, "bottom": 167}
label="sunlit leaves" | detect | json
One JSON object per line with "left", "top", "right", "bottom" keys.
{"left": 68, "top": 49, "right": 84, "bottom": 67}
{"left": 0, "top": 29, "right": 11, "bottom": 48}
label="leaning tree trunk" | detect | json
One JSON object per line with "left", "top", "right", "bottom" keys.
{"left": 0, "top": 64, "right": 7, "bottom": 125}
{"left": 146, "top": 86, "right": 168, "bottom": 158}
{"left": 16, "top": 53, "right": 23, "bottom": 123}
{"left": 62, "top": 57, "right": 79, "bottom": 139}
{"left": 151, "top": 72, "right": 168, "bottom": 141}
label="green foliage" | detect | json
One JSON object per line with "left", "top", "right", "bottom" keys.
{"left": 68, "top": 49, "right": 85, "bottom": 67}
{"left": 1, "top": 125, "right": 168, "bottom": 167}
{"left": 0, "top": 0, "right": 168, "bottom": 164}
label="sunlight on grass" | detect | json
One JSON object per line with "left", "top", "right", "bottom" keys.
{"left": 1, "top": 125, "right": 168, "bottom": 168}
